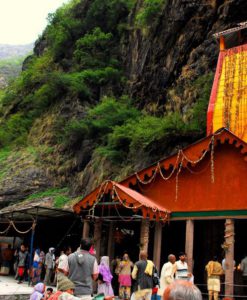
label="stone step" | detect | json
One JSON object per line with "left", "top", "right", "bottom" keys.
{"left": 0, "top": 295, "right": 29, "bottom": 300}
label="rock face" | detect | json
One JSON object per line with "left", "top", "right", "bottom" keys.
{"left": 1, "top": 0, "right": 247, "bottom": 205}
{"left": 124, "top": 0, "right": 247, "bottom": 110}
{"left": 0, "top": 150, "right": 52, "bottom": 207}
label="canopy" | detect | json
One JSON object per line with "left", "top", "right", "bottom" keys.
{"left": 73, "top": 181, "right": 170, "bottom": 221}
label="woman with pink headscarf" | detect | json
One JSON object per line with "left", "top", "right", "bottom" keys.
{"left": 97, "top": 256, "right": 114, "bottom": 296}
{"left": 30, "top": 283, "right": 46, "bottom": 300}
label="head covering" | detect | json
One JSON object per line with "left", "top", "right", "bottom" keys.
{"left": 57, "top": 276, "right": 75, "bottom": 291}
{"left": 99, "top": 256, "right": 113, "bottom": 283}
{"left": 49, "top": 247, "right": 55, "bottom": 253}
{"left": 100, "top": 256, "right": 110, "bottom": 267}
{"left": 33, "top": 249, "right": 41, "bottom": 263}
{"left": 30, "top": 283, "right": 45, "bottom": 300}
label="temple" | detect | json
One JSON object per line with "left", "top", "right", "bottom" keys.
{"left": 74, "top": 23, "right": 247, "bottom": 299}
{"left": 207, "top": 21, "right": 247, "bottom": 141}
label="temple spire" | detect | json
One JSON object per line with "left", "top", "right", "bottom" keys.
{"left": 207, "top": 22, "right": 247, "bottom": 142}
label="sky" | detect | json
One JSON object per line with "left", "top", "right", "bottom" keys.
{"left": 0, "top": 0, "right": 70, "bottom": 45}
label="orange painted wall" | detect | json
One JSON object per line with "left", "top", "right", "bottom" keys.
{"left": 138, "top": 144, "right": 247, "bottom": 212}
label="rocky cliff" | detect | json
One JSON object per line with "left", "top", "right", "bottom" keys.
{"left": 0, "top": 0, "right": 246, "bottom": 207}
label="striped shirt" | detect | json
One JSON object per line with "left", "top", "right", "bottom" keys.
{"left": 175, "top": 260, "right": 189, "bottom": 280}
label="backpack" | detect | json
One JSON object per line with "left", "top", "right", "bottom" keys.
{"left": 152, "top": 266, "right": 160, "bottom": 287}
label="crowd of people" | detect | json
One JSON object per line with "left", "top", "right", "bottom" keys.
{"left": 1, "top": 239, "right": 247, "bottom": 300}
{"left": 28, "top": 239, "right": 204, "bottom": 300}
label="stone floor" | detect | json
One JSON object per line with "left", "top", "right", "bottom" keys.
{"left": 0, "top": 275, "right": 33, "bottom": 297}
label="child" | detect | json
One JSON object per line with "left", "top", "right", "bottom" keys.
{"left": 44, "top": 288, "right": 53, "bottom": 299}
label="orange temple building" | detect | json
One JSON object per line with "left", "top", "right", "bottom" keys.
{"left": 74, "top": 23, "right": 247, "bottom": 299}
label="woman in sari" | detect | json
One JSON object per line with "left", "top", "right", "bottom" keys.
{"left": 98, "top": 256, "right": 114, "bottom": 296}
{"left": 32, "top": 249, "right": 43, "bottom": 285}
{"left": 118, "top": 253, "right": 133, "bottom": 299}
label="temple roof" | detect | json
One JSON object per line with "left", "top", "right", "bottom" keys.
{"left": 73, "top": 180, "right": 170, "bottom": 221}
{"left": 74, "top": 128, "right": 247, "bottom": 220}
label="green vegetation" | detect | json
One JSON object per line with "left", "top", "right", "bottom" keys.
{"left": 0, "top": 147, "right": 11, "bottom": 164}
{"left": 61, "top": 96, "right": 140, "bottom": 146}
{"left": 99, "top": 110, "right": 186, "bottom": 161}
{"left": 26, "top": 187, "right": 70, "bottom": 207}
{"left": 0, "top": 113, "right": 33, "bottom": 146}
{"left": 0, "top": 0, "right": 214, "bottom": 207}
{"left": 60, "top": 96, "right": 190, "bottom": 162}
{"left": 136, "top": 0, "right": 165, "bottom": 27}
{"left": 188, "top": 72, "right": 214, "bottom": 132}
{"left": 0, "top": 56, "right": 25, "bottom": 86}
{"left": 0, "top": 148, "right": 12, "bottom": 180}
{"left": 0, "top": 0, "right": 134, "bottom": 147}
{"left": 74, "top": 27, "right": 114, "bottom": 68}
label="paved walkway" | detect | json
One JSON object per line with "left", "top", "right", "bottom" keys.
{"left": 0, "top": 275, "right": 33, "bottom": 295}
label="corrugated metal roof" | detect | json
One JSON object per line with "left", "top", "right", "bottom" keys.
{"left": 0, "top": 198, "right": 74, "bottom": 220}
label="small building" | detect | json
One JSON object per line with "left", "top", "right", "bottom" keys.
{"left": 0, "top": 199, "right": 81, "bottom": 258}
{"left": 74, "top": 23, "right": 247, "bottom": 299}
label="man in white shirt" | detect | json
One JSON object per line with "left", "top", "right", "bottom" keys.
{"left": 174, "top": 252, "right": 192, "bottom": 281}
{"left": 57, "top": 246, "right": 72, "bottom": 289}
{"left": 158, "top": 254, "right": 176, "bottom": 297}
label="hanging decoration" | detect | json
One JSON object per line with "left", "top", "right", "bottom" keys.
{"left": 0, "top": 223, "right": 12, "bottom": 235}
{"left": 0, "top": 220, "right": 35, "bottom": 235}
{"left": 134, "top": 131, "right": 220, "bottom": 202}
{"left": 82, "top": 179, "right": 169, "bottom": 222}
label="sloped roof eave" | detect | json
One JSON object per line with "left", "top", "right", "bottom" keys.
{"left": 74, "top": 128, "right": 247, "bottom": 217}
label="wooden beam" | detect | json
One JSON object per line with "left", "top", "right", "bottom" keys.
{"left": 94, "top": 220, "right": 102, "bottom": 261}
{"left": 82, "top": 220, "right": 90, "bottom": 239}
{"left": 153, "top": 222, "right": 162, "bottom": 271}
{"left": 140, "top": 219, "right": 150, "bottom": 254}
{"left": 224, "top": 219, "right": 235, "bottom": 300}
{"left": 107, "top": 222, "right": 115, "bottom": 260}
{"left": 185, "top": 219, "right": 194, "bottom": 273}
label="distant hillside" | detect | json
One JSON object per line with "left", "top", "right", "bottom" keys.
{"left": 0, "top": 57, "right": 23, "bottom": 88}
{"left": 0, "top": 44, "right": 33, "bottom": 88}
{"left": 0, "top": 43, "right": 33, "bottom": 60}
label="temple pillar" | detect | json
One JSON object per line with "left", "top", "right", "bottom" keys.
{"left": 82, "top": 220, "right": 90, "bottom": 239}
{"left": 185, "top": 219, "right": 194, "bottom": 273}
{"left": 94, "top": 219, "right": 102, "bottom": 261}
{"left": 140, "top": 219, "right": 150, "bottom": 254}
{"left": 224, "top": 219, "right": 235, "bottom": 300}
{"left": 153, "top": 222, "right": 162, "bottom": 271}
{"left": 107, "top": 221, "right": 115, "bottom": 260}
